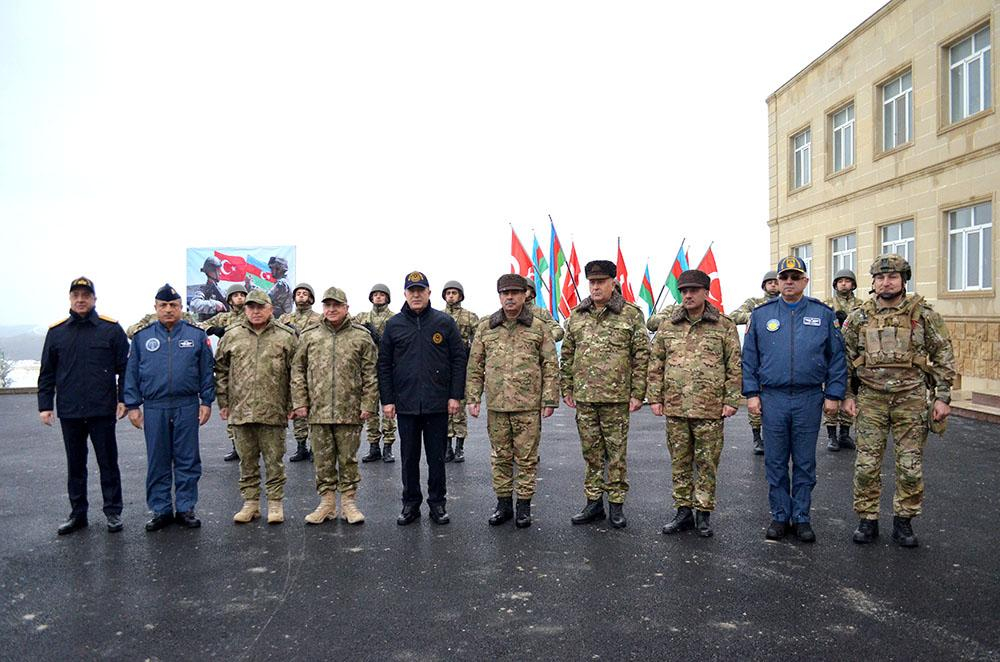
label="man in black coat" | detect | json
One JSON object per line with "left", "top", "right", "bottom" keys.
{"left": 38, "top": 277, "right": 129, "bottom": 535}
{"left": 378, "top": 271, "right": 467, "bottom": 525}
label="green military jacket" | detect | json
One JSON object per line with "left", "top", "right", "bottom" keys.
{"left": 126, "top": 311, "right": 201, "bottom": 339}
{"left": 824, "top": 291, "right": 862, "bottom": 328}
{"left": 203, "top": 307, "right": 246, "bottom": 331}
{"left": 214, "top": 318, "right": 297, "bottom": 426}
{"left": 352, "top": 304, "right": 395, "bottom": 337}
{"left": 466, "top": 305, "right": 560, "bottom": 412}
{"left": 291, "top": 317, "right": 379, "bottom": 424}
{"left": 279, "top": 306, "right": 322, "bottom": 335}
{"left": 646, "top": 305, "right": 680, "bottom": 333}
{"left": 532, "top": 305, "right": 565, "bottom": 341}
{"left": 728, "top": 294, "right": 778, "bottom": 325}
{"left": 446, "top": 303, "right": 480, "bottom": 350}
{"left": 646, "top": 303, "right": 742, "bottom": 418}
{"left": 560, "top": 291, "right": 649, "bottom": 404}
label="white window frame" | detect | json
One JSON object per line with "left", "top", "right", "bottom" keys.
{"left": 830, "top": 234, "right": 857, "bottom": 295}
{"left": 882, "top": 71, "right": 913, "bottom": 151}
{"left": 948, "top": 202, "right": 993, "bottom": 291}
{"left": 880, "top": 220, "right": 916, "bottom": 290}
{"left": 793, "top": 244, "right": 813, "bottom": 297}
{"left": 831, "top": 104, "right": 855, "bottom": 173}
{"left": 949, "top": 26, "right": 992, "bottom": 123}
{"left": 792, "top": 129, "right": 811, "bottom": 189}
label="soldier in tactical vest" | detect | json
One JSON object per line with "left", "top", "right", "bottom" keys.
{"left": 842, "top": 255, "right": 955, "bottom": 548}
{"left": 279, "top": 283, "right": 323, "bottom": 463}
{"left": 442, "top": 280, "right": 479, "bottom": 463}
{"left": 823, "top": 269, "right": 863, "bottom": 452}
{"left": 189, "top": 256, "right": 229, "bottom": 322}
{"left": 355, "top": 283, "right": 397, "bottom": 463}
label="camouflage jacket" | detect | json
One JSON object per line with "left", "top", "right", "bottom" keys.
{"left": 647, "top": 303, "right": 742, "bottom": 418}
{"left": 352, "top": 304, "right": 395, "bottom": 337}
{"left": 824, "top": 292, "right": 863, "bottom": 328}
{"left": 202, "top": 307, "right": 246, "bottom": 332}
{"left": 279, "top": 307, "right": 322, "bottom": 335}
{"left": 532, "top": 305, "right": 565, "bottom": 341}
{"left": 466, "top": 305, "right": 560, "bottom": 412}
{"left": 190, "top": 280, "right": 228, "bottom": 320}
{"left": 213, "top": 318, "right": 297, "bottom": 425}
{"left": 560, "top": 290, "right": 649, "bottom": 403}
{"left": 445, "top": 303, "right": 480, "bottom": 352}
{"left": 268, "top": 279, "right": 293, "bottom": 318}
{"left": 646, "top": 305, "right": 680, "bottom": 333}
{"left": 126, "top": 312, "right": 201, "bottom": 339}
{"left": 291, "top": 317, "right": 379, "bottom": 424}
{"left": 843, "top": 294, "right": 956, "bottom": 401}
{"left": 728, "top": 294, "right": 778, "bottom": 325}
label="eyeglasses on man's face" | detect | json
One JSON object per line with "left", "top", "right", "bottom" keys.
{"left": 778, "top": 273, "right": 804, "bottom": 282}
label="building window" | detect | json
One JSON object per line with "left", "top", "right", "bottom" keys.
{"left": 793, "top": 244, "right": 813, "bottom": 296}
{"left": 948, "top": 202, "right": 993, "bottom": 291}
{"left": 831, "top": 104, "right": 855, "bottom": 172}
{"left": 881, "top": 220, "right": 915, "bottom": 290}
{"left": 882, "top": 71, "right": 912, "bottom": 150}
{"left": 830, "top": 234, "right": 857, "bottom": 294}
{"left": 792, "top": 129, "right": 811, "bottom": 189}
{"left": 950, "top": 25, "right": 992, "bottom": 123}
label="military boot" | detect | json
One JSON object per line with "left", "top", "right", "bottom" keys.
{"left": 361, "top": 443, "right": 382, "bottom": 463}
{"left": 826, "top": 425, "right": 840, "bottom": 452}
{"left": 489, "top": 496, "right": 514, "bottom": 526}
{"left": 453, "top": 438, "right": 465, "bottom": 463}
{"left": 608, "top": 502, "right": 627, "bottom": 529}
{"left": 838, "top": 425, "right": 856, "bottom": 450}
{"left": 340, "top": 492, "right": 365, "bottom": 525}
{"left": 852, "top": 518, "right": 879, "bottom": 544}
{"left": 570, "top": 498, "right": 605, "bottom": 525}
{"left": 662, "top": 507, "right": 695, "bottom": 534}
{"left": 892, "top": 516, "right": 919, "bottom": 548}
{"left": 233, "top": 499, "right": 261, "bottom": 524}
{"left": 515, "top": 499, "right": 532, "bottom": 528}
{"left": 304, "top": 492, "right": 337, "bottom": 525}
{"left": 289, "top": 441, "right": 311, "bottom": 463}
{"left": 444, "top": 438, "right": 455, "bottom": 463}
{"left": 382, "top": 444, "right": 395, "bottom": 463}
{"left": 267, "top": 500, "right": 284, "bottom": 524}
{"left": 752, "top": 427, "right": 764, "bottom": 455}
{"left": 695, "top": 510, "right": 713, "bottom": 537}
{"left": 223, "top": 443, "right": 239, "bottom": 462}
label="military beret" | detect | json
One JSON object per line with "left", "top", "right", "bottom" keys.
{"left": 677, "top": 269, "right": 711, "bottom": 290}
{"left": 155, "top": 283, "right": 181, "bottom": 301}
{"left": 321, "top": 286, "right": 347, "bottom": 304}
{"left": 268, "top": 256, "right": 289, "bottom": 269}
{"left": 245, "top": 289, "right": 271, "bottom": 306}
{"left": 584, "top": 260, "right": 616, "bottom": 280}
{"left": 497, "top": 274, "right": 528, "bottom": 292}
{"left": 403, "top": 271, "right": 429, "bottom": 290}
{"left": 69, "top": 276, "right": 95, "bottom": 295}
{"left": 776, "top": 255, "right": 807, "bottom": 275}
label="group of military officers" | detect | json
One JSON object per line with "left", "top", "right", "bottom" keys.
{"left": 39, "top": 250, "right": 954, "bottom": 547}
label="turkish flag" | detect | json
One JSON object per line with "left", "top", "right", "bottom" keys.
{"left": 697, "top": 247, "right": 724, "bottom": 312}
{"left": 616, "top": 242, "right": 636, "bottom": 303}
{"left": 510, "top": 229, "right": 533, "bottom": 276}
{"left": 560, "top": 242, "right": 581, "bottom": 317}
{"left": 215, "top": 251, "right": 248, "bottom": 282}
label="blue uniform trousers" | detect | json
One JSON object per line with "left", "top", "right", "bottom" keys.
{"left": 760, "top": 387, "right": 824, "bottom": 524}
{"left": 143, "top": 403, "right": 202, "bottom": 516}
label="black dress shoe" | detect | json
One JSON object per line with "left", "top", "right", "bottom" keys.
{"left": 695, "top": 510, "right": 713, "bottom": 538}
{"left": 608, "top": 502, "right": 627, "bottom": 529}
{"left": 570, "top": 498, "right": 605, "bottom": 525}
{"left": 106, "top": 514, "right": 124, "bottom": 533}
{"left": 382, "top": 445, "right": 395, "bottom": 463}
{"left": 175, "top": 511, "right": 201, "bottom": 529}
{"left": 794, "top": 522, "right": 816, "bottom": 543}
{"left": 515, "top": 499, "right": 532, "bottom": 529}
{"left": 224, "top": 445, "right": 239, "bottom": 462}
{"left": 145, "top": 512, "right": 174, "bottom": 532}
{"left": 397, "top": 505, "right": 420, "bottom": 526}
{"left": 429, "top": 504, "right": 450, "bottom": 525}
{"left": 662, "top": 507, "right": 695, "bottom": 534}
{"left": 489, "top": 497, "right": 514, "bottom": 526}
{"left": 765, "top": 519, "right": 788, "bottom": 540}
{"left": 57, "top": 515, "right": 88, "bottom": 536}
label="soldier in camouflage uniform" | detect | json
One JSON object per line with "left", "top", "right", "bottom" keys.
{"left": 645, "top": 305, "right": 680, "bottom": 333}
{"left": 525, "top": 280, "right": 565, "bottom": 341}
{"left": 562, "top": 260, "right": 649, "bottom": 529}
{"left": 647, "top": 270, "right": 742, "bottom": 538}
{"left": 189, "top": 256, "right": 229, "bottom": 322}
{"left": 823, "top": 269, "right": 863, "bottom": 452}
{"left": 214, "top": 290, "right": 298, "bottom": 525}
{"left": 842, "top": 255, "right": 955, "bottom": 548}
{"left": 279, "top": 283, "right": 323, "bottom": 463}
{"left": 728, "top": 270, "right": 779, "bottom": 455}
{"left": 201, "top": 283, "right": 250, "bottom": 462}
{"left": 126, "top": 310, "right": 201, "bottom": 339}
{"left": 266, "top": 256, "right": 293, "bottom": 318}
{"left": 466, "top": 274, "right": 559, "bottom": 529}
{"left": 354, "top": 283, "right": 397, "bottom": 463}
{"left": 291, "top": 286, "right": 379, "bottom": 525}
{"left": 442, "top": 280, "right": 479, "bottom": 463}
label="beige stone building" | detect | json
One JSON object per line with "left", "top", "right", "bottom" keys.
{"left": 767, "top": 0, "right": 999, "bottom": 400}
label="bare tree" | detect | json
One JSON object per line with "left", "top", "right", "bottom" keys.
{"left": 0, "top": 349, "right": 13, "bottom": 388}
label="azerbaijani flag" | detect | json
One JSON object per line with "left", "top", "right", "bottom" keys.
{"left": 531, "top": 233, "right": 548, "bottom": 310}
{"left": 245, "top": 255, "right": 277, "bottom": 290}
{"left": 664, "top": 242, "right": 690, "bottom": 304}
{"left": 639, "top": 263, "right": 655, "bottom": 315}
{"left": 549, "top": 220, "right": 567, "bottom": 320}
{"left": 215, "top": 251, "right": 276, "bottom": 289}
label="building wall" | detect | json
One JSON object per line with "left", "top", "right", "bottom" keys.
{"left": 767, "top": 0, "right": 1000, "bottom": 392}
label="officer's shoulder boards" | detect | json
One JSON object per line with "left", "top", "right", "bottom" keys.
{"left": 756, "top": 297, "right": 778, "bottom": 309}
{"left": 350, "top": 322, "right": 370, "bottom": 333}
{"left": 301, "top": 322, "right": 321, "bottom": 335}
{"left": 273, "top": 321, "right": 296, "bottom": 335}
{"left": 49, "top": 316, "right": 69, "bottom": 328}
{"left": 807, "top": 297, "right": 833, "bottom": 311}
{"left": 98, "top": 314, "right": 118, "bottom": 324}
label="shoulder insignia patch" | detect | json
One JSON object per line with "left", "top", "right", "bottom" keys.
{"left": 49, "top": 317, "right": 69, "bottom": 328}
{"left": 98, "top": 314, "right": 118, "bottom": 324}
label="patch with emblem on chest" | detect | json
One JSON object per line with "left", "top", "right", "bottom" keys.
{"left": 803, "top": 317, "right": 821, "bottom": 327}
{"left": 179, "top": 339, "right": 195, "bottom": 348}
{"left": 145, "top": 338, "right": 160, "bottom": 351}
{"left": 765, "top": 319, "right": 780, "bottom": 332}
{"left": 432, "top": 332, "right": 443, "bottom": 344}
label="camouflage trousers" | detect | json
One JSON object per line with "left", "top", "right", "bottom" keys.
{"left": 665, "top": 417, "right": 724, "bottom": 511}
{"left": 575, "top": 402, "right": 630, "bottom": 503}
{"left": 748, "top": 410, "right": 761, "bottom": 429}
{"left": 227, "top": 423, "right": 236, "bottom": 444}
{"left": 486, "top": 410, "right": 541, "bottom": 499}
{"left": 365, "top": 407, "right": 397, "bottom": 445}
{"left": 311, "top": 424, "right": 362, "bottom": 495}
{"left": 447, "top": 401, "right": 468, "bottom": 438}
{"left": 854, "top": 385, "right": 928, "bottom": 518}
{"left": 292, "top": 417, "right": 310, "bottom": 442}
{"left": 823, "top": 405, "right": 855, "bottom": 428}
{"left": 233, "top": 424, "right": 286, "bottom": 501}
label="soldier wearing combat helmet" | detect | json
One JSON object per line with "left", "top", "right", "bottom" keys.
{"left": 842, "top": 254, "right": 955, "bottom": 548}
{"left": 280, "top": 283, "right": 323, "bottom": 463}
{"left": 525, "top": 279, "right": 565, "bottom": 341}
{"left": 202, "top": 282, "right": 251, "bottom": 463}
{"left": 189, "top": 256, "right": 229, "bottom": 322}
{"left": 442, "top": 280, "right": 479, "bottom": 463}
{"left": 823, "top": 268, "right": 864, "bottom": 452}
{"left": 266, "top": 256, "right": 293, "bottom": 318}
{"left": 355, "top": 283, "right": 398, "bottom": 463}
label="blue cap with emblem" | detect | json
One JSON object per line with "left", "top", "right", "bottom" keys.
{"left": 776, "top": 255, "right": 807, "bottom": 275}
{"left": 155, "top": 283, "right": 181, "bottom": 301}
{"left": 69, "top": 276, "right": 95, "bottom": 294}
{"left": 403, "top": 271, "right": 430, "bottom": 290}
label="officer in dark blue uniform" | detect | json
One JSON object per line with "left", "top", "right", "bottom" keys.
{"left": 742, "top": 256, "right": 847, "bottom": 543}
{"left": 38, "top": 277, "right": 129, "bottom": 535}
{"left": 125, "top": 284, "right": 215, "bottom": 531}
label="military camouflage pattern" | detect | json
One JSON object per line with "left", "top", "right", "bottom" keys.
{"left": 353, "top": 304, "right": 395, "bottom": 337}
{"left": 466, "top": 305, "right": 560, "bottom": 412}
{"left": 125, "top": 311, "right": 201, "bottom": 338}
{"left": 646, "top": 305, "right": 679, "bottom": 333}
{"left": 665, "top": 416, "right": 724, "bottom": 511}
{"left": 310, "top": 423, "right": 362, "bottom": 494}
{"left": 728, "top": 294, "right": 778, "bottom": 325}
{"left": 234, "top": 423, "right": 286, "bottom": 500}
{"left": 353, "top": 304, "right": 396, "bottom": 444}
{"left": 202, "top": 307, "right": 247, "bottom": 332}
{"left": 748, "top": 410, "right": 762, "bottom": 429}
{"left": 446, "top": 302, "right": 479, "bottom": 437}
{"left": 190, "top": 280, "right": 228, "bottom": 321}
{"left": 486, "top": 410, "right": 542, "bottom": 498}
{"left": 532, "top": 305, "right": 565, "bottom": 341}
{"left": 279, "top": 307, "right": 322, "bottom": 334}
{"left": 646, "top": 303, "right": 742, "bottom": 419}
{"left": 291, "top": 318, "right": 379, "bottom": 424}
{"left": 214, "top": 318, "right": 297, "bottom": 426}
{"left": 576, "top": 402, "right": 630, "bottom": 503}
{"left": 560, "top": 290, "right": 649, "bottom": 404}
{"left": 267, "top": 278, "right": 293, "bottom": 317}
{"left": 824, "top": 290, "right": 862, "bottom": 327}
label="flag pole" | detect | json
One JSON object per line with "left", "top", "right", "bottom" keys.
{"left": 652, "top": 237, "right": 685, "bottom": 311}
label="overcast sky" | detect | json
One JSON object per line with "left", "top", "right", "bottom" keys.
{"left": 1, "top": 1, "right": 889, "bottom": 327}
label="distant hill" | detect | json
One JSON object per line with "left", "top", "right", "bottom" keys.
{"left": 0, "top": 325, "right": 47, "bottom": 361}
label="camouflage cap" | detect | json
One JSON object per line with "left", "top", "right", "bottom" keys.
{"left": 369, "top": 283, "right": 391, "bottom": 303}
{"left": 226, "top": 283, "right": 248, "bottom": 300}
{"left": 584, "top": 260, "right": 616, "bottom": 280}
{"left": 761, "top": 270, "right": 778, "bottom": 289}
{"left": 776, "top": 255, "right": 807, "bottom": 275}
{"left": 293, "top": 282, "right": 316, "bottom": 303}
{"left": 321, "top": 286, "right": 348, "bottom": 304}
{"left": 497, "top": 274, "right": 528, "bottom": 292}
{"left": 403, "top": 271, "right": 429, "bottom": 290}
{"left": 870, "top": 253, "right": 911, "bottom": 282}
{"left": 245, "top": 289, "right": 272, "bottom": 306}
{"left": 69, "top": 276, "right": 95, "bottom": 294}
{"left": 677, "top": 269, "right": 711, "bottom": 290}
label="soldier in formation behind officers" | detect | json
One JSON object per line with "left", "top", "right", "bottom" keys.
{"left": 354, "top": 283, "right": 397, "bottom": 463}
{"left": 442, "top": 280, "right": 479, "bottom": 463}
{"left": 823, "top": 268, "right": 862, "bottom": 452}
{"left": 279, "top": 282, "right": 323, "bottom": 462}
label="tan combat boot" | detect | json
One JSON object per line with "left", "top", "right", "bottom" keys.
{"left": 304, "top": 491, "right": 337, "bottom": 525}
{"left": 233, "top": 500, "right": 261, "bottom": 524}
{"left": 267, "top": 500, "right": 284, "bottom": 524}
{"left": 341, "top": 491, "right": 365, "bottom": 525}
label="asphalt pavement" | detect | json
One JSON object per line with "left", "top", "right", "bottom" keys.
{"left": 1, "top": 392, "right": 997, "bottom": 661}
